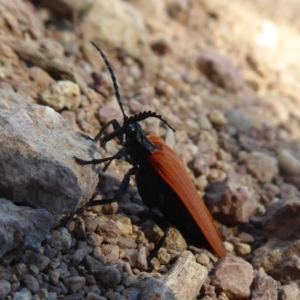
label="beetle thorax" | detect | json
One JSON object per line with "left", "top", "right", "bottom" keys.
{"left": 124, "top": 123, "right": 155, "bottom": 165}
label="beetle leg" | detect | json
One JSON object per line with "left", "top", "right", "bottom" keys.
{"left": 102, "top": 159, "right": 113, "bottom": 172}
{"left": 146, "top": 212, "right": 170, "bottom": 271}
{"left": 94, "top": 119, "right": 124, "bottom": 145}
{"left": 64, "top": 196, "right": 120, "bottom": 226}
{"left": 118, "top": 167, "right": 138, "bottom": 195}
{"left": 73, "top": 147, "right": 127, "bottom": 165}
{"left": 76, "top": 166, "right": 139, "bottom": 213}
{"left": 76, "top": 132, "right": 94, "bottom": 141}
{"left": 75, "top": 197, "right": 119, "bottom": 214}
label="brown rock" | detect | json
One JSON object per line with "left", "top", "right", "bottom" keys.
{"left": 278, "top": 149, "right": 300, "bottom": 176}
{"left": 235, "top": 243, "right": 251, "bottom": 256}
{"left": 197, "top": 51, "right": 244, "bottom": 92}
{"left": 279, "top": 283, "right": 300, "bottom": 300}
{"left": 101, "top": 244, "right": 120, "bottom": 263}
{"left": 252, "top": 239, "right": 300, "bottom": 283}
{"left": 41, "top": 0, "right": 93, "bottom": 23}
{"left": 157, "top": 248, "right": 171, "bottom": 265}
{"left": 28, "top": 66, "right": 55, "bottom": 90}
{"left": 1, "top": 0, "right": 44, "bottom": 39}
{"left": 136, "top": 245, "right": 148, "bottom": 271}
{"left": 263, "top": 199, "right": 300, "bottom": 241}
{"left": 205, "top": 173, "right": 259, "bottom": 225}
{"left": 208, "top": 110, "right": 228, "bottom": 126}
{"left": 252, "top": 198, "right": 300, "bottom": 283}
{"left": 153, "top": 225, "right": 187, "bottom": 252}
{"left": 96, "top": 218, "right": 121, "bottom": 244}
{"left": 123, "top": 249, "right": 139, "bottom": 268}
{"left": 41, "top": 80, "right": 81, "bottom": 111}
{"left": 141, "top": 251, "right": 207, "bottom": 300}
{"left": 165, "top": 0, "right": 191, "bottom": 22}
{"left": 81, "top": 0, "right": 151, "bottom": 64}
{"left": 86, "top": 232, "right": 104, "bottom": 247}
{"left": 211, "top": 257, "right": 253, "bottom": 300}
{"left": 117, "top": 236, "right": 137, "bottom": 249}
{"left": 251, "top": 269, "right": 279, "bottom": 300}
{"left": 244, "top": 151, "right": 278, "bottom": 184}
{"left": 126, "top": 0, "right": 167, "bottom": 22}
{"left": 113, "top": 215, "right": 133, "bottom": 236}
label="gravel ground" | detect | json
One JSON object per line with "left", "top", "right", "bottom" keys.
{"left": 1, "top": 0, "right": 300, "bottom": 299}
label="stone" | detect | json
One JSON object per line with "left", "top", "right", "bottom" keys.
{"left": 122, "top": 287, "right": 141, "bottom": 300}
{"left": 197, "top": 51, "right": 244, "bottom": 92}
{"left": 205, "top": 173, "right": 259, "bottom": 225}
{"left": 244, "top": 151, "right": 278, "bottom": 184}
{"left": 23, "top": 275, "right": 39, "bottom": 293}
{"left": 86, "top": 232, "right": 104, "bottom": 247}
{"left": 72, "top": 245, "right": 93, "bottom": 266}
{"left": 141, "top": 251, "right": 207, "bottom": 300}
{"left": 41, "top": 80, "right": 81, "bottom": 111}
{"left": 279, "top": 283, "right": 300, "bottom": 300}
{"left": 208, "top": 110, "right": 228, "bottom": 126}
{"left": 153, "top": 226, "right": 187, "bottom": 252}
{"left": 122, "top": 273, "right": 139, "bottom": 288}
{"left": 96, "top": 218, "right": 121, "bottom": 244}
{"left": 50, "top": 228, "right": 72, "bottom": 252}
{"left": 278, "top": 149, "right": 300, "bottom": 176}
{"left": 165, "top": 0, "right": 190, "bottom": 21}
{"left": 101, "top": 244, "right": 120, "bottom": 263}
{"left": 0, "top": 279, "right": 11, "bottom": 298}
{"left": 27, "top": 253, "right": 50, "bottom": 271}
{"left": 28, "top": 66, "right": 55, "bottom": 90}
{"left": 136, "top": 245, "right": 148, "bottom": 271}
{"left": 86, "top": 292, "right": 107, "bottom": 300}
{"left": 0, "top": 199, "right": 52, "bottom": 258}
{"left": 263, "top": 199, "right": 300, "bottom": 241}
{"left": 0, "top": 0, "right": 44, "bottom": 39}
{"left": 84, "top": 255, "right": 104, "bottom": 275}
{"left": 41, "top": 0, "right": 93, "bottom": 22}
{"left": 49, "top": 269, "right": 60, "bottom": 285}
{"left": 13, "top": 287, "right": 32, "bottom": 300}
{"left": 63, "top": 276, "right": 86, "bottom": 293}
{"left": 225, "top": 110, "right": 253, "bottom": 133}
{"left": 0, "top": 90, "right": 98, "bottom": 214}
{"left": 81, "top": 0, "right": 151, "bottom": 65}
{"left": 211, "top": 257, "right": 253, "bottom": 300}
{"left": 94, "top": 266, "right": 122, "bottom": 288}
{"left": 235, "top": 243, "right": 251, "bottom": 256}
{"left": 113, "top": 215, "right": 133, "bottom": 236}
{"left": 251, "top": 269, "right": 279, "bottom": 300}
{"left": 157, "top": 248, "right": 171, "bottom": 265}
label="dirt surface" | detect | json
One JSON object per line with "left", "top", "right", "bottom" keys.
{"left": 1, "top": 0, "right": 300, "bottom": 299}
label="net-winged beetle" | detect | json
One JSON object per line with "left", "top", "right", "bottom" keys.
{"left": 74, "top": 42, "right": 226, "bottom": 264}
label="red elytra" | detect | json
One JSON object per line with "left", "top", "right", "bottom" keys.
{"left": 146, "top": 135, "right": 226, "bottom": 258}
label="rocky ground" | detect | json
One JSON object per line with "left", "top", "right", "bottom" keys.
{"left": 1, "top": 0, "right": 300, "bottom": 299}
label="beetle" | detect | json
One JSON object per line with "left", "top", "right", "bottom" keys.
{"left": 74, "top": 41, "right": 226, "bottom": 261}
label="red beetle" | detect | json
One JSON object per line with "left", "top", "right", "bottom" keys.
{"left": 74, "top": 42, "right": 226, "bottom": 261}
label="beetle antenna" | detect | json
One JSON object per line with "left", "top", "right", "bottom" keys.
{"left": 127, "top": 111, "right": 175, "bottom": 132}
{"left": 90, "top": 41, "right": 127, "bottom": 121}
